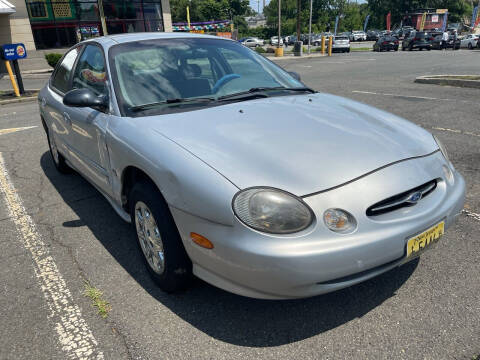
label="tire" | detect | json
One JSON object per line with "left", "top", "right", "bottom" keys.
{"left": 314, "top": 42, "right": 319, "bottom": 46}
{"left": 129, "top": 181, "right": 192, "bottom": 293}
{"left": 409, "top": 45, "right": 413, "bottom": 51}
{"left": 427, "top": 47, "right": 431, "bottom": 51}
{"left": 402, "top": 46, "right": 405, "bottom": 51}
{"left": 468, "top": 43, "right": 472, "bottom": 50}
{"left": 46, "top": 124, "right": 70, "bottom": 174}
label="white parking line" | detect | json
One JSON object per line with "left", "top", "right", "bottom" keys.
{"left": 463, "top": 209, "right": 480, "bottom": 222}
{"left": 0, "top": 126, "right": 37, "bottom": 136}
{"left": 352, "top": 90, "right": 442, "bottom": 100}
{"left": 0, "top": 153, "right": 104, "bottom": 360}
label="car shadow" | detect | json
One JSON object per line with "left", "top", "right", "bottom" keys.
{"left": 40, "top": 152, "right": 418, "bottom": 347}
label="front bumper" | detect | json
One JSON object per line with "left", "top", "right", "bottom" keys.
{"left": 172, "top": 152, "right": 465, "bottom": 299}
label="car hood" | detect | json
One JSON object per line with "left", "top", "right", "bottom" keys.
{"left": 147, "top": 93, "right": 438, "bottom": 196}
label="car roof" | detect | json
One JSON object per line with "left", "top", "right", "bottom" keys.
{"left": 90, "top": 32, "right": 227, "bottom": 46}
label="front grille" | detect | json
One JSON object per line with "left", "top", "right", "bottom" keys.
{"left": 366, "top": 179, "right": 437, "bottom": 217}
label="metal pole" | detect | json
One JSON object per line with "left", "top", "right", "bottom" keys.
{"left": 12, "top": 60, "right": 25, "bottom": 95}
{"left": 5, "top": 61, "right": 19, "bottom": 97}
{"left": 187, "top": 6, "right": 191, "bottom": 29}
{"left": 98, "top": 0, "right": 108, "bottom": 35}
{"left": 308, "top": 0, "right": 312, "bottom": 54}
{"left": 296, "top": 0, "right": 301, "bottom": 40}
{"left": 278, "top": 0, "right": 281, "bottom": 49}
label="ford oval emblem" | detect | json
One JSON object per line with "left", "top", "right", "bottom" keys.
{"left": 406, "top": 191, "right": 422, "bottom": 204}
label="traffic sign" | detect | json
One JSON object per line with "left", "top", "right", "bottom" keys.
{"left": 1, "top": 43, "right": 27, "bottom": 61}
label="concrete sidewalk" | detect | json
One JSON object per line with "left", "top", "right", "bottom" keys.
{"left": 0, "top": 48, "right": 68, "bottom": 75}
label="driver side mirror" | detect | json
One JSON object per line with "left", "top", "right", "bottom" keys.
{"left": 289, "top": 71, "right": 301, "bottom": 81}
{"left": 63, "top": 88, "right": 108, "bottom": 110}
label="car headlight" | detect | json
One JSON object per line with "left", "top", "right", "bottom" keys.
{"left": 433, "top": 134, "right": 450, "bottom": 163}
{"left": 232, "top": 188, "right": 314, "bottom": 234}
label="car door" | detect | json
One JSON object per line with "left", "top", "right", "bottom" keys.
{"left": 42, "top": 46, "right": 83, "bottom": 159}
{"left": 63, "top": 43, "right": 113, "bottom": 195}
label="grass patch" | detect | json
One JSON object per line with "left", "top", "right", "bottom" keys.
{"left": 351, "top": 47, "right": 372, "bottom": 52}
{"left": 84, "top": 282, "right": 111, "bottom": 318}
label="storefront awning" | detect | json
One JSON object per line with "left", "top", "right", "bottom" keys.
{"left": 0, "top": 0, "right": 15, "bottom": 14}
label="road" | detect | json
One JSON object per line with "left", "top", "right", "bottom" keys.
{"left": 1, "top": 50, "right": 479, "bottom": 360}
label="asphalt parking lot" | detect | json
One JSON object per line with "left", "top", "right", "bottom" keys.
{"left": 1, "top": 49, "right": 479, "bottom": 360}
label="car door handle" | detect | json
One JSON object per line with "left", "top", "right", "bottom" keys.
{"left": 63, "top": 112, "right": 71, "bottom": 126}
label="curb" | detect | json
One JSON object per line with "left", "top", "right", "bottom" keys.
{"left": 0, "top": 89, "right": 40, "bottom": 106}
{"left": 266, "top": 53, "right": 327, "bottom": 61}
{"left": 23, "top": 68, "right": 53, "bottom": 74}
{"left": 415, "top": 75, "right": 480, "bottom": 89}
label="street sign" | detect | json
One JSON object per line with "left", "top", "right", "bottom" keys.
{"left": 436, "top": 9, "right": 448, "bottom": 14}
{"left": 1, "top": 43, "right": 27, "bottom": 61}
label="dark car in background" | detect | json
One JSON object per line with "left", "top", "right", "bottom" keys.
{"left": 431, "top": 33, "right": 461, "bottom": 50}
{"left": 367, "top": 30, "right": 380, "bottom": 41}
{"left": 402, "top": 31, "right": 432, "bottom": 51}
{"left": 393, "top": 26, "right": 414, "bottom": 40}
{"left": 373, "top": 35, "right": 399, "bottom": 51}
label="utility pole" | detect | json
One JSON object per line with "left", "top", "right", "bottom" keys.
{"left": 278, "top": 0, "right": 281, "bottom": 49}
{"left": 297, "top": 0, "right": 301, "bottom": 40}
{"left": 308, "top": 0, "right": 313, "bottom": 54}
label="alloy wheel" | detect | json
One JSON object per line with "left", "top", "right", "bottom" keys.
{"left": 135, "top": 201, "right": 165, "bottom": 275}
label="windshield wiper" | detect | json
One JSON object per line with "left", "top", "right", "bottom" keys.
{"left": 129, "top": 97, "right": 215, "bottom": 112}
{"left": 217, "top": 86, "right": 315, "bottom": 101}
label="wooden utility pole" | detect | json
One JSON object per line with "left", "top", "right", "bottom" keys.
{"left": 297, "top": 0, "right": 301, "bottom": 40}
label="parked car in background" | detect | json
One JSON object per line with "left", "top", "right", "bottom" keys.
{"left": 351, "top": 30, "right": 367, "bottom": 41}
{"left": 367, "top": 30, "right": 380, "bottom": 41}
{"left": 402, "top": 31, "right": 432, "bottom": 51}
{"left": 393, "top": 27, "right": 414, "bottom": 40}
{"left": 330, "top": 35, "right": 351, "bottom": 52}
{"left": 340, "top": 31, "right": 354, "bottom": 42}
{"left": 460, "top": 34, "right": 479, "bottom": 49}
{"left": 431, "top": 33, "right": 460, "bottom": 50}
{"left": 373, "top": 35, "right": 399, "bottom": 51}
{"left": 241, "top": 37, "right": 264, "bottom": 48}
{"left": 270, "top": 36, "right": 284, "bottom": 46}
{"left": 40, "top": 32, "right": 465, "bottom": 299}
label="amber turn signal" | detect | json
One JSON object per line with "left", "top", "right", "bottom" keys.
{"left": 190, "top": 232, "right": 214, "bottom": 249}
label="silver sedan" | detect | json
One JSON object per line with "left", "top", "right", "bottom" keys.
{"left": 38, "top": 33, "right": 465, "bottom": 299}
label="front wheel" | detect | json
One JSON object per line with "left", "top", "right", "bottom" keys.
{"left": 129, "top": 181, "right": 192, "bottom": 293}
{"left": 47, "top": 125, "right": 70, "bottom": 174}
{"left": 468, "top": 43, "right": 472, "bottom": 50}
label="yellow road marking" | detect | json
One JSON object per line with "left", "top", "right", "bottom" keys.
{"left": 0, "top": 126, "right": 37, "bottom": 136}
{"left": 0, "top": 153, "right": 104, "bottom": 359}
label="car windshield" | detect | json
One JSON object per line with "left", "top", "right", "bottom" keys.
{"left": 109, "top": 38, "right": 304, "bottom": 116}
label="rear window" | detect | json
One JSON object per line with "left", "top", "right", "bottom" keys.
{"left": 416, "top": 33, "right": 427, "bottom": 38}
{"left": 335, "top": 36, "right": 348, "bottom": 40}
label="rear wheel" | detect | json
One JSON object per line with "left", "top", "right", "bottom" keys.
{"left": 47, "top": 125, "right": 70, "bottom": 174}
{"left": 129, "top": 181, "right": 192, "bottom": 293}
{"left": 468, "top": 43, "right": 472, "bottom": 49}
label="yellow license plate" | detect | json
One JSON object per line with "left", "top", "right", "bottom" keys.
{"left": 406, "top": 221, "right": 445, "bottom": 257}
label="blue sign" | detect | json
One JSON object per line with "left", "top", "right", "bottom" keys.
{"left": 1, "top": 43, "right": 27, "bottom": 61}
{"left": 364, "top": 15, "right": 370, "bottom": 32}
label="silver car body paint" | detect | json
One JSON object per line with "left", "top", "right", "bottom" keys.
{"left": 38, "top": 33, "right": 465, "bottom": 299}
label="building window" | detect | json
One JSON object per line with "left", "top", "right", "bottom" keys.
{"left": 25, "top": 0, "right": 165, "bottom": 49}
{"left": 28, "top": 1, "right": 48, "bottom": 18}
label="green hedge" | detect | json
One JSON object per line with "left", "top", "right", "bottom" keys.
{"left": 45, "top": 53, "right": 63, "bottom": 68}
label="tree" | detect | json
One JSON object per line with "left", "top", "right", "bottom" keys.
{"left": 170, "top": 0, "right": 252, "bottom": 23}
{"left": 367, "top": 0, "right": 471, "bottom": 28}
